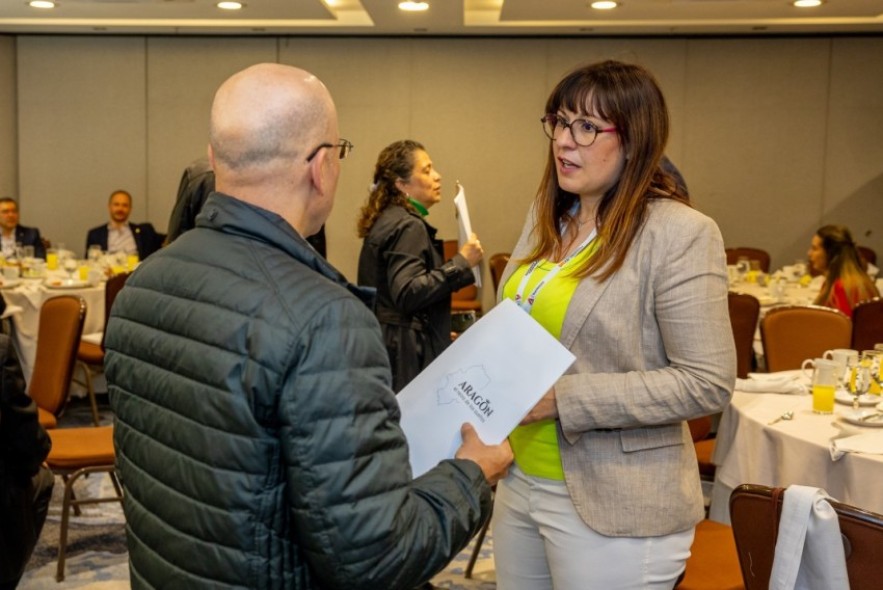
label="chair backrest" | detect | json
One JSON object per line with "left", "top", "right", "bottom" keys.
{"left": 728, "top": 292, "right": 761, "bottom": 378}
{"left": 857, "top": 246, "right": 877, "bottom": 267}
{"left": 729, "top": 484, "right": 883, "bottom": 590}
{"left": 489, "top": 252, "right": 510, "bottom": 294}
{"left": 687, "top": 415, "right": 712, "bottom": 443}
{"left": 101, "top": 272, "right": 131, "bottom": 350}
{"left": 851, "top": 297, "right": 883, "bottom": 351}
{"left": 725, "top": 247, "right": 771, "bottom": 273}
{"left": 760, "top": 305, "right": 852, "bottom": 372}
{"left": 442, "top": 239, "right": 481, "bottom": 311}
{"left": 27, "top": 295, "right": 87, "bottom": 416}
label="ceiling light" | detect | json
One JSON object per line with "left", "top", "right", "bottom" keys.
{"left": 590, "top": 1, "right": 619, "bottom": 9}
{"left": 793, "top": 0, "right": 822, "bottom": 6}
{"left": 217, "top": 1, "right": 243, "bottom": 10}
{"left": 28, "top": 1, "right": 56, "bottom": 8}
{"left": 399, "top": 2, "right": 429, "bottom": 12}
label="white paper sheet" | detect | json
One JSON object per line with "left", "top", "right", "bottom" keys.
{"left": 453, "top": 182, "right": 481, "bottom": 287}
{"left": 398, "top": 299, "right": 576, "bottom": 477}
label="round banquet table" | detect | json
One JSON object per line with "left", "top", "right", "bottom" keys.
{"left": 1, "top": 277, "right": 105, "bottom": 385}
{"left": 708, "top": 389, "right": 883, "bottom": 524}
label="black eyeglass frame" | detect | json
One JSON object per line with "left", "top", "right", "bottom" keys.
{"left": 540, "top": 114, "right": 617, "bottom": 147}
{"left": 305, "top": 138, "right": 354, "bottom": 162}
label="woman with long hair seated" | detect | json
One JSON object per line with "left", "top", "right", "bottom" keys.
{"left": 808, "top": 224, "right": 879, "bottom": 318}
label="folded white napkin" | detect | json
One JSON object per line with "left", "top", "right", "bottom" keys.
{"left": 0, "top": 304, "right": 23, "bottom": 320}
{"left": 769, "top": 485, "right": 848, "bottom": 590}
{"left": 81, "top": 332, "right": 103, "bottom": 346}
{"left": 830, "top": 430, "right": 883, "bottom": 461}
{"left": 736, "top": 371, "right": 809, "bottom": 395}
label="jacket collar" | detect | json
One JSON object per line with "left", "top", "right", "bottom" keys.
{"left": 196, "top": 192, "right": 375, "bottom": 308}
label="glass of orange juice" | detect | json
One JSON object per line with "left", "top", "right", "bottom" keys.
{"left": 809, "top": 358, "right": 839, "bottom": 414}
{"left": 46, "top": 248, "right": 58, "bottom": 270}
{"left": 126, "top": 253, "right": 139, "bottom": 271}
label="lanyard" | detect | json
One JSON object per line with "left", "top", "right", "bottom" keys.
{"left": 513, "top": 227, "right": 596, "bottom": 314}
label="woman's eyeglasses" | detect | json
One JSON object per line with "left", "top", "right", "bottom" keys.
{"left": 540, "top": 114, "right": 616, "bottom": 147}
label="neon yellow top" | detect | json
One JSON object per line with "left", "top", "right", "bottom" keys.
{"left": 502, "top": 240, "right": 599, "bottom": 480}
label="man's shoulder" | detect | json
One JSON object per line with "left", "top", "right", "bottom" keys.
{"left": 16, "top": 225, "right": 40, "bottom": 236}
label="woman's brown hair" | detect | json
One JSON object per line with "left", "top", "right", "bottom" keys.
{"left": 356, "top": 140, "right": 424, "bottom": 238}
{"left": 813, "top": 224, "right": 879, "bottom": 309}
{"left": 528, "top": 60, "right": 688, "bottom": 281}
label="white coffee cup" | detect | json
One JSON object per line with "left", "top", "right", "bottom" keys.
{"left": 823, "top": 348, "right": 859, "bottom": 379}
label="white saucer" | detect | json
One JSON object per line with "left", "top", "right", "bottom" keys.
{"left": 839, "top": 408, "right": 883, "bottom": 427}
{"left": 834, "top": 389, "right": 879, "bottom": 407}
{"left": 44, "top": 279, "right": 92, "bottom": 290}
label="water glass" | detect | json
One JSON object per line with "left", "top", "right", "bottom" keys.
{"left": 87, "top": 244, "right": 103, "bottom": 262}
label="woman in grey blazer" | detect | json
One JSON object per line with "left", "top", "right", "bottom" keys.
{"left": 492, "top": 61, "right": 736, "bottom": 589}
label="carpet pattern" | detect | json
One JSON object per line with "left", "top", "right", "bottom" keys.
{"left": 19, "top": 398, "right": 498, "bottom": 589}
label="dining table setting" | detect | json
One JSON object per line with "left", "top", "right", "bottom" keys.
{"left": 0, "top": 248, "right": 136, "bottom": 384}
{"left": 708, "top": 357, "right": 883, "bottom": 524}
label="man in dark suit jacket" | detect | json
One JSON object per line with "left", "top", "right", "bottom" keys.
{"left": 85, "top": 190, "right": 162, "bottom": 260}
{"left": 0, "top": 198, "right": 46, "bottom": 260}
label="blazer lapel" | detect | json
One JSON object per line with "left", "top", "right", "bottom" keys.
{"left": 559, "top": 274, "right": 614, "bottom": 349}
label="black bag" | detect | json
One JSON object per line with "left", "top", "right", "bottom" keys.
{"left": 0, "top": 331, "right": 53, "bottom": 586}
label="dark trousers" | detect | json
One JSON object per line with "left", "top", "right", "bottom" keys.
{"left": 0, "top": 467, "right": 54, "bottom": 589}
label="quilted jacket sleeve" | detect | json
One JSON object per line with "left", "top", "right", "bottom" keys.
{"left": 280, "top": 294, "right": 491, "bottom": 589}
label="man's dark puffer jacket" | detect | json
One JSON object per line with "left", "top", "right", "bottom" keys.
{"left": 105, "top": 193, "right": 491, "bottom": 590}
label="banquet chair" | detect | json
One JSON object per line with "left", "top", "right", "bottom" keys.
{"left": 729, "top": 483, "right": 883, "bottom": 590}
{"left": 28, "top": 295, "right": 87, "bottom": 429}
{"left": 489, "top": 252, "right": 510, "bottom": 294}
{"left": 725, "top": 247, "right": 771, "bottom": 273}
{"left": 728, "top": 292, "right": 760, "bottom": 379}
{"left": 44, "top": 425, "right": 122, "bottom": 582}
{"left": 851, "top": 297, "right": 883, "bottom": 351}
{"left": 688, "top": 416, "right": 717, "bottom": 481}
{"left": 760, "top": 305, "right": 851, "bottom": 372}
{"left": 73, "top": 272, "right": 130, "bottom": 425}
{"left": 674, "top": 519, "right": 744, "bottom": 590}
{"left": 443, "top": 240, "right": 482, "bottom": 315}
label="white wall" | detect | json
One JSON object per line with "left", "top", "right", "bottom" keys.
{"left": 3, "top": 35, "right": 882, "bottom": 311}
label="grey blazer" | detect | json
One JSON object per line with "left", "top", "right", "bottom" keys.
{"left": 500, "top": 198, "right": 736, "bottom": 537}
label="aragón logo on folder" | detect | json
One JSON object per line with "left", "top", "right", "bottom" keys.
{"left": 398, "top": 299, "right": 575, "bottom": 477}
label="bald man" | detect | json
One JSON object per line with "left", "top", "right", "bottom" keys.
{"left": 105, "top": 63, "right": 511, "bottom": 590}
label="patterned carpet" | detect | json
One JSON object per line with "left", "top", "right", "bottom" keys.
{"left": 19, "top": 398, "right": 498, "bottom": 589}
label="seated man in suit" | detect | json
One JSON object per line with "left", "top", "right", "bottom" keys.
{"left": 0, "top": 197, "right": 46, "bottom": 259}
{"left": 85, "top": 190, "right": 162, "bottom": 260}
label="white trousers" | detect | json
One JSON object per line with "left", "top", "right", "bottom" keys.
{"left": 491, "top": 466, "right": 695, "bottom": 590}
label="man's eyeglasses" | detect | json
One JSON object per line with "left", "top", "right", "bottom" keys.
{"left": 540, "top": 114, "right": 617, "bottom": 147}
{"left": 305, "top": 139, "right": 354, "bottom": 162}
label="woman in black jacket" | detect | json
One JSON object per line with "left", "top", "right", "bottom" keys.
{"left": 357, "top": 140, "right": 482, "bottom": 392}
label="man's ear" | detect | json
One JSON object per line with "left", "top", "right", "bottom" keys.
{"left": 308, "top": 149, "right": 328, "bottom": 195}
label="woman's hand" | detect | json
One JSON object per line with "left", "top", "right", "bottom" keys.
{"left": 459, "top": 233, "right": 483, "bottom": 268}
{"left": 520, "top": 387, "right": 558, "bottom": 424}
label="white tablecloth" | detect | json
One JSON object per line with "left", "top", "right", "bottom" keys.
{"left": 1, "top": 278, "right": 105, "bottom": 384}
{"left": 708, "top": 390, "right": 883, "bottom": 524}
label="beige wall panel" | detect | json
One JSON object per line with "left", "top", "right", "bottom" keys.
{"left": 683, "top": 38, "right": 831, "bottom": 269}
{"left": 823, "top": 37, "right": 883, "bottom": 259}
{"left": 0, "top": 37, "right": 16, "bottom": 200}
{"left": 279, "top": 38, "right": 414, "bottom": 281}
{"left": 146, "top": 37, "right": 278, "bottom": 233}
{"left": 18, "top": 36, "right": 146, "bottom": 256}
{"left": 410, "top": 39, "right": 548, "bottom": 308}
